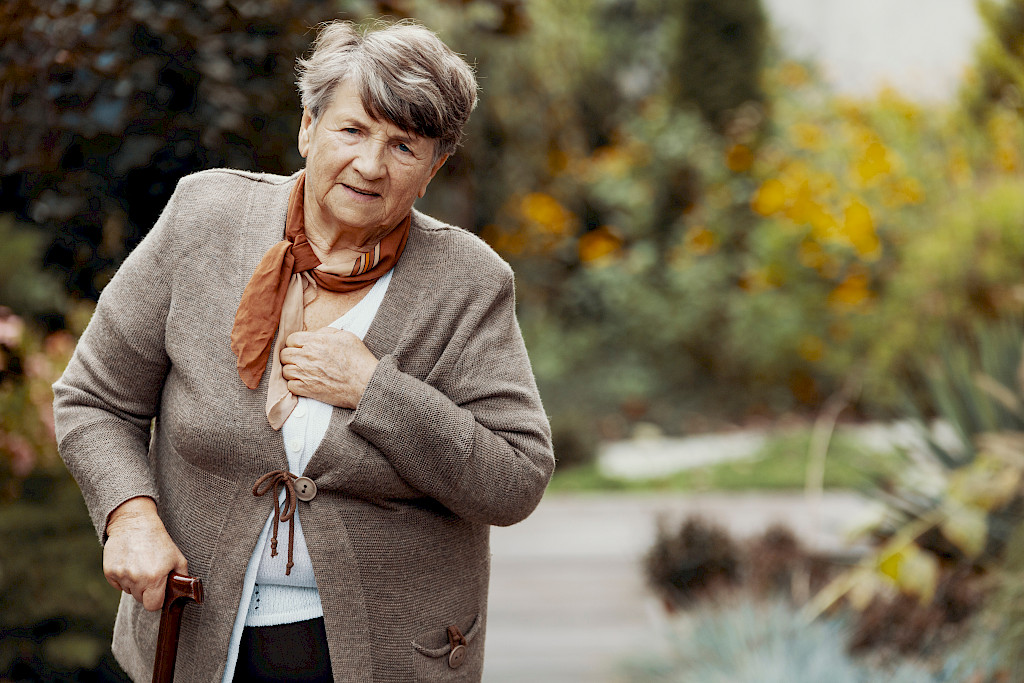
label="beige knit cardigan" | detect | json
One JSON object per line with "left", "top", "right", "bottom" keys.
{"left": 52, "top": 168, "right": 554, "bottom": 683}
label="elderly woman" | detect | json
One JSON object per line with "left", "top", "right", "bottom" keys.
{"left": 52, "top": 20, "right": 553, "bottom": 683}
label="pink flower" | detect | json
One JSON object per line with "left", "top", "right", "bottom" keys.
{"left": 45, "top": 331, "right": 76, "bottom": 362}
{"left": 0, "top": 310, "right": 24, "bottom": 348}
{"left": 1, "top": 431, "right": 36, "bottom": 478}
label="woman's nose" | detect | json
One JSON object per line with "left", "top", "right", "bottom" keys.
{"left": 352, "top": 140, "right": 386, "bottom": 179}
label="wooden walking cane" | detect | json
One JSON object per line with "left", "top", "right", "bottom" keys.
{"left": 152, "top": 572, "right": 204, "bottom": 683}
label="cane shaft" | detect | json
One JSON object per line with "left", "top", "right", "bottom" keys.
{"left": 152, "top": 573, "right": 203, "bottom": 683}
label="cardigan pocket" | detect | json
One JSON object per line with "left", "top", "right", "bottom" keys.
{"left": 411, "top": 613, "right": 483, "bottom": 681}
{"left": 153, "top": 428, "right": 239, "bottom": 579}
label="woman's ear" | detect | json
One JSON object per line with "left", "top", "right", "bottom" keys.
{"left": 418, "top": 154, "right": 449, "bottom": 198}
{"left": 298, "top": 108, "right": 313, "bottom": 158}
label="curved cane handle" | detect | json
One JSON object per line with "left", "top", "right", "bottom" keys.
{"left": 152, "top": 573, "right": 204, "bottom": 683}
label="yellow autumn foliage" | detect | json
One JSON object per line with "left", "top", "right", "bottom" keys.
{"left": 725, "top": 144, "right": 754, "bottom": 172}
{"left": 841, "top": 199, "right": 881, "bottom": 259}
{"left": 791, "top": 122, "right": 825, "bottom": 151}
{"left": 751, "top": 178, "right": 787, "bottom": 216}
{"left": 828, "top": 268, "right": 873, "bottom": 309}
{"left": 684, "top": 225, "right": 718, "bottom": 255}
{"left": 853, "top": 141, "right": 893, "bottom": 186}
{"left": 777, "top": 60, "right": 810, "bottom": 89}
{"left": 798, "top": 334, "right": 825, "bottom": 363}
{"left": 520, "top": 192, "right": 575, "bottom": 237}
{"left": 578, "top": 225, "right": 623, "bottom": 264}
{"left": 881, "top": 176, "right": 925, "bottom": 208}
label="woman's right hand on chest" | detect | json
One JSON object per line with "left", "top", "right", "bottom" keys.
{"left": 103, "top": 496, "right": 189, "bottom": 612}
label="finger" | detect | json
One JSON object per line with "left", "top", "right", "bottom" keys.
{"left": 281, "top": 363, "right": 297, "bottom": 380}
{"left": 104, "top": 562, "right": 131, "bottom": 593}
{"left": 285, "top": 331, "right": 311, "bottom": 348}
{"left": 142, "top": 580, "right": 166, "bottom": 612}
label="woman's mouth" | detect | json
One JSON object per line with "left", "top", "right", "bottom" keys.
{"left": 343, "top": 184, "right": 380, "bottom": 197}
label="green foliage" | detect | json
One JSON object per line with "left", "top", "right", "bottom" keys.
{"left": 619, "top": 600, "right": 940, "bottom": 682}
{"left": 415, "top": 1, "right": 1024, "bottom": 457}
{"left": 965, "top": 0, "right": 1024, "bottom": 118}
{"left": 915, "top": 320, "right": 1024, "bottom": 466}
{"left": 0, "top": 471, "right": 120, "bottom": 679}
{"left": 868, "top": 179, "right": 1024, "bottom": 409}
{"left": 985, "top": 522, "right": 1024, "bottom": 680}
{"left": 805, "top": 322, "right": 1024, "bottom": 670}
{"left": 1, "top": 0, "right": 344, "bottom": 299}
{"left": 0, "top": 214, "right": 68, "bottom": 323}
{"left": 0, "top": 306, "right": 79, "bottom": 494}
{"left": 672, "top": 0, "right": 768, "bottom": 132}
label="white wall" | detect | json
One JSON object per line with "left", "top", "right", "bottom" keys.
{"left": 763, "top": 0, "right": 984, "bottom": 100}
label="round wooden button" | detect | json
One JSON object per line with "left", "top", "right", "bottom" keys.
{"left": 294, "top": 476, "right": 317, "bottom": 502}
{"left": 448, "top": 644, "right": 466, "bottom": 669}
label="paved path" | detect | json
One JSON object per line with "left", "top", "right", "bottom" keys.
{"left": 482, "top": 491, "right": 871, "bottom": 682}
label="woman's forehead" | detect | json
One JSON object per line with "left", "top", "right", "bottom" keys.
{"left": 322, "top": 82, "right": 427, "bottom": 141}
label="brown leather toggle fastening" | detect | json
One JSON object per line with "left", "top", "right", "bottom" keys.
{"left": 253, "top": 470, "right": 298, "bottom": 575}
{"left": 446, "top": 625, "right": 468, "bottom": 669}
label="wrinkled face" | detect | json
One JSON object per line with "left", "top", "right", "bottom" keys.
{"left": 298, "top": 79, "right": 447, "bottom": 244}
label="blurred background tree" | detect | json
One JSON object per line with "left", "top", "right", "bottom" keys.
{"left": 672, "top": 0, "right": 767, "bottom": 133}
{"left": 2, "top": 0, "right": 341, "bottom": 313}
{"left": 968, "top": 0, "right": 1024, "bottom": 119}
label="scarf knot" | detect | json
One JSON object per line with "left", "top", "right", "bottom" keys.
{"left": 229, "top": 171, "right": 409, "bottom": 427}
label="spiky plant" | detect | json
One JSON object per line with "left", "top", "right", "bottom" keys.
{"left": 618, "top": 600, "right": 941, "bottom": 683}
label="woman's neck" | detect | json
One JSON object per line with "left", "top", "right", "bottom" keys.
{"left": 303, "top": 208, "right": 378, "bottom": 258}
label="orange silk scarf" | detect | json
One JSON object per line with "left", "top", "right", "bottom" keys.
{"left": 230, "top": 171, "right": 409, "bottom": 428}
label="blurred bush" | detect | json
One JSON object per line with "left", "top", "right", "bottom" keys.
{"left": 803, "top": 321, "right": 1024, "bottom": 673}
{"left": 645, "top": 516, "right": 742, "bottom": 608}
{"left": 671, "top": 0, "right": 767, "bottom": 133}
{"left": 966, "top": 0, "right": 1024, "bottom": 119}
{"left": 644, "top": 517, "right": 838, "bottom": 611}
{"left": 620, "top": 600, "right": 943, "bottom": 682}
{"left": 0, "top": 302, "right": 124, "bottom": 681}
{"left": 0, "top": 306, "right": 79, "bottom": 495}
{"left": 0, "top": 215, "right": 69, "bottom": 327}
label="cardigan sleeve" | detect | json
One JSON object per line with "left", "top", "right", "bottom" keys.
{"left": 52, "top": 187, "right": 182, "bottom": 541}
{"left": 348, "top": 272, "right": 554, "bottom": 527}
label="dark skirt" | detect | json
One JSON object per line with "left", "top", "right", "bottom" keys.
{"left": 232, "top": 617, "right": 334, "bottom": 683}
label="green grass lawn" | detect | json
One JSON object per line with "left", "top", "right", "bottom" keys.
{"left": 548, "top": 428, "right": 902, "bottom": 493}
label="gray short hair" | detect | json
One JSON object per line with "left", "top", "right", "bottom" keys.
{"left": 296, "top": 20, "right": 478, "bottom": 159}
